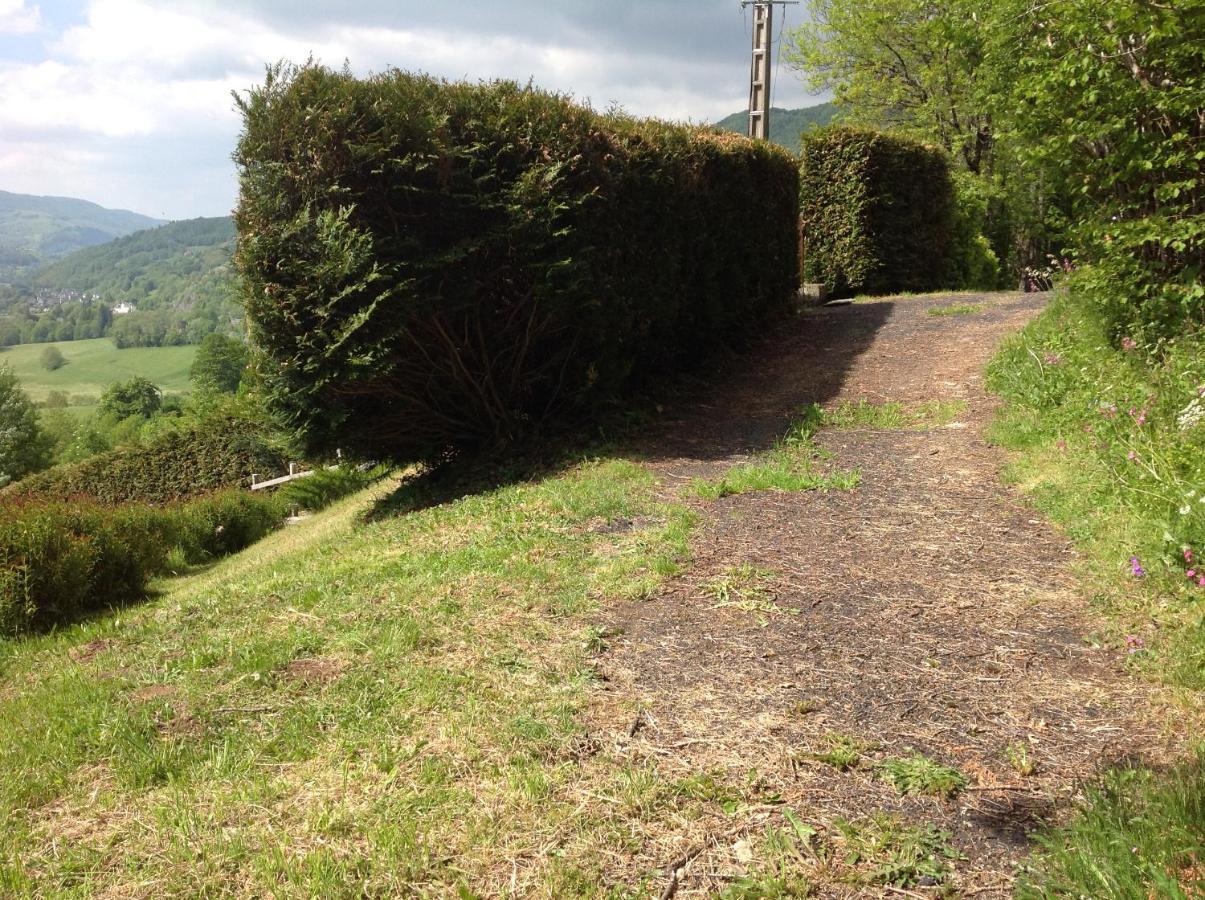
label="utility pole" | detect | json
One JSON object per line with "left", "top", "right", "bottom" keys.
{"left": 741, "top": 1, "right": 798, "bottom": 140}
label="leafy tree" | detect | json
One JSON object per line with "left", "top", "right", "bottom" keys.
{"left": 785, "top": 0, "right": 993, "bottom": 173}
{"left": 39, "top": 346, "right": 66, "bottom": 371}
{"left": 99, "top": 376, "right": 162, "bottom": 420}
{"left": 0, "top": 364, "right": 52, "bottom": 486}
{"left": 983, "top": 0, "right": 1204, "bottom": 336}
{"left": 191, "top": 333, "right": 248, "bottom": 394}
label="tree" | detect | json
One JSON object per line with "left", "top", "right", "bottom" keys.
{"left": 190, "top": 333, "right": 248, "bottom": 394}
{"left": 0, "top": 364, "right": 53, "bottom": 486}
{"left": 99, "top": 376, "right": 162, "bottom": 420}
{"left": 785, "top": 0, "right": 993, "bottom": 173}
{"left": 39, "top": 346, "right": 66, "bottom": 371}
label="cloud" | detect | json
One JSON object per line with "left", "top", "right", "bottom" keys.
{"left": 0, "top": 0, "right": 816, "bottom": 218}
{"left": 0, "top": 0, "right": 40, "bottom": 34}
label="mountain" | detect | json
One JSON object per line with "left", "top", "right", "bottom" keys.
{"left": 0, "top": 217, "right": 239, "bottom": 348}
{"left": 0, "top": 190, "right": 163, "bottom": 277}
{"left": 715, "top": 102, "right": 838, "bottom": 151}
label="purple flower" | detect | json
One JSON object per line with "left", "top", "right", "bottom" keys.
{"left": 1124, "top": 634, "right": 1145, "bottom": 654}
{"left": 1130, "top": 556, "right": 1146, "bottom": 578}
{"left": 1043, "top": 352, "right": 1063, "bottom": 366}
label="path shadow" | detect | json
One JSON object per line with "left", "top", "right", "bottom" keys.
{"left": 366, "top": 301, "right": 895, "bottom": 520}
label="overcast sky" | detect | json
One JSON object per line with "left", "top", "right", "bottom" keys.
{"left": 0, "top": 0, "right": 822, "bottom": 220}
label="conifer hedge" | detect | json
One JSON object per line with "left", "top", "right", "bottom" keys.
{"left": 799, "top": 126, "right": 956, "bottom": 297}
{"left": 234, "top": 65, "right": 799, "bottom": 462}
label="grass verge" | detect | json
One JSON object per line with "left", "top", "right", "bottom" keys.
{"left": 927, "top": 302, "right": 985, "bottom": 317}
{"left": 0, "top": 456, "right": 707, "bottom": 895}
{"left": 814, "top": 398, "right": 966, "bottom": 430}
{"left": 986, "top": 288, "right": 1204, "bottom": 896}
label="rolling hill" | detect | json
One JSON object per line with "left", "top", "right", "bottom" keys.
{"left": 0, "top": 190, "right": 162, "bottom": 277}
{"left": 715, "top": 102, "right": 838, "bottom": 151}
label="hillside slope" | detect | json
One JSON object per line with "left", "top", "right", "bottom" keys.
{"left": 31, "top": 216, "right": 235, "bottom": 312}
{"left": 0, "top": 190, "right": 162, "bottom": 276}
{"left": 715, "top": 102, "right": 837, "bottom": 150}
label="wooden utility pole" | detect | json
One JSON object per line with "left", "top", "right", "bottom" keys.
{"left": 741, "top": 1, "right": 798, "bottom": 140}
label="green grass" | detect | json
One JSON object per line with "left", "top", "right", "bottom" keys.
{"left": 0, "top": 456, "right": 718, "bottom": 895}
{"left": 803, "top": 733, "right": 873, "bottom": 772}
{"left": 986, "top": 287, "right": 1205, "bottom": 897}
{"left": 834, "top": 814, "right": 961, "bottom": 889}
{"left": 927, "top": 302, "right": 986, "bottom": 317}
{"left": 875, "top": 753, "right": 966, "bottom": 798}
{"left": 691, "top": 413, "right": 861, "bottom": 499}
{"left": 815, "top": 398, "right": 966, "bottom": 429}
{"left": 0, "top": 337, "right": 196, "bottom": 403}
{"left": 703, "top": 563, "right": 795, "bottom": 626}
{"left": 1017, "top": 754, "right": 1205, "bottom": 899}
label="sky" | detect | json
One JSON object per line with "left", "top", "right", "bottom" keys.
{"left": 0, "top": 0, "right": 823, "bottom": 221}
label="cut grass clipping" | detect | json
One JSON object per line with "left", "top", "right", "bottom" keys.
{"left": 692, "top": 413, "right": 860, "bottom": 499}
{"left": 816, "top": 398, "right": 966, "bottom": 430}
{"left": 928, "top": 302, "right": 985, "bottom": 317}
{"left": 876, "top": 753, "right": 967, "bottom": 798}
{"left": 0, "top": 457, "right": 704, "bottom": 896}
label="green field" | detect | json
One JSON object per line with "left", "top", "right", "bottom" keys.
{"left": 0, "top": 338, "right": 196, "bottom": 403}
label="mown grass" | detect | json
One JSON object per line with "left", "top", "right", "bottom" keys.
{"left": 691, "top": 413, "right": 860, "bottom": 499}
{"left": 986, "top": 288, "right": 1205, "bottom": 897}
{"left": 0, "top": 337, "right": 196, "bottom": 403}
{"left": 0, "top": 457, "right": 715, "bottom": 896}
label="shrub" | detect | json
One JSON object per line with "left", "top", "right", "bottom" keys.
{"left": 235, "top": 64, "right": 799, "bottom": 463}
{"left": 0, "top": 490, "right": 287, "bottom": 636}
{"left": 799, "top": 126, "right": 958, "bottom": 297}
{"left": 6, "top": 413, "right": 287, "bottom": 504}
{"left": 278, "top": 464, "right": 387, "bottom": 512}
{"left": 39, "top": 347, "right": 66, "bottom": 371}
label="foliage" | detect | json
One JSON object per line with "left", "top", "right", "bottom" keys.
{"left": 6, "top": 413, "right": 287, "bottom": 504}
{"left": 816, "top": 398, "right": 966, "bottom": 429}
{"left": 786, "top": 0, "right": 990, "bottom": 174}
{"left": 0, "top": 365, "right": 52, "bottom": 488}
{"left": 714, "top": 102, "right": 838, "bottom": 150}
{"left": 984, "top": 0, "right": 1204, "bottom": 337}
{"left": 875, "top": 753, "right": 966, "bottom": 798}
{"left": 37, "top": 347, "right": 65, "bottom": 371}
{"left": 278, "top": 464, "right": 388, "bottom": 512}
{"left": 799, "top": 127, "right": 958, "bottom": 296}
{"left": 99, "top": 375, "right": 161, "bottom": 420}
{"left": 835, "top": 814, "right": 961, "bottom": 888}
{"left": 0, "top": 490, "right": 286, "bottom": 637}
{"left": 234, "top": 64, "right": 799, "bottom": 464}
{"left": 987, "top": 290, "right": 1205, "bottom": 687}
{"left": 1016, "top": 753, "right": 1205, "bottom": 899}
{"left": 190, "top": 333, "right": 248, "bottom": 394}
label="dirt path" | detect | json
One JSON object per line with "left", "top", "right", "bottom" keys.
{"left": 591, "top": 292, "right": 1178, "bottom": 897}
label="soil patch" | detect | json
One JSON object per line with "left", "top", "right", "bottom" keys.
{"left": 593, "top": 292, "right": 1184, "bottom": 896}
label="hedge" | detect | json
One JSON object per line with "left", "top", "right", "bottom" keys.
{"left": 799, "top": 126, "right": 957, "bottom": 297}
{"left": 235, "top": 65, "right": 799, "bottom": 462}
{"left": 6, "top": 414, "right": 287, "bottom": 504}
{"left": 0, "top": 491, "right": 286, "bottom": 636}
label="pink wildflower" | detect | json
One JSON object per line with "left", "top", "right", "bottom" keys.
{"left": 1128, "top": 451, "right": 1137, "bottom": 461}
{"left": 1185, "top": 549, "right": 1194, "bottom": 562}
{"left": 1199, "top": 576, "right": 1205, "bottom": 587}
{"left": 1121, "top": 337, "right": 1138, "bottom": 351}
{"left": 1124, "top": 634, "right": 1145, "bottom": 654}
{"left": 1188, "top": 570, "right": 1197, "bottom": 578}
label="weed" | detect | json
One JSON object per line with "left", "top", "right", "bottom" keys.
{"left": 835, "top": 813, "right": 962, "bottom": 888}
{"left": 804, "top": 733, "right": 872, "bottom": 772}
{"left": 704, "top": 563, "right": 794, "bottom": 626}
{"left": 928, "top": 302, "right": 985, "bottom": 317}
{"left": 720, "top": 810, "right": 819, "bottom": 898}
{"left": 876, "top": 753, "right": 966, "bottom": 798}
{"left": 1005, "top": 741, "right": 1037, "bottom": 777}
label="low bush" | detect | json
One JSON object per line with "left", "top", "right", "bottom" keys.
{"left": 235, "top": 64, "right": 799, "bottom": 463}
{"left": 0, "top": 490, "right": 287, "bottom": 636}
{"left": 799, "top": 126, "right": 958, "bottom": 297}
{"left": 278, "top": 464, "right": 388, "bottom": 513}
{"left": 7, "top": 413, "right": 287, "bottom": 504}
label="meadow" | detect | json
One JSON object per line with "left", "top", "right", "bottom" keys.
{"left": 0, "top": 338, "right": 196, "bottom": 403}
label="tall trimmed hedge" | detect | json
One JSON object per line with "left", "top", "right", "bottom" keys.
{"left": 235, "top": 65, "right": 799, "bottom": 462}
{"left": 6, "top": 414, "right": 286, "bottom": 504}
{"left": 800, "top": 127, "right": 957, "bottom": 297}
